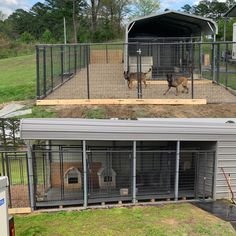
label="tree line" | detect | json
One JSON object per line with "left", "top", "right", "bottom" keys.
{"left": 0, "top": 0, "right": 235, "bottom": 45}
{"left": 0, "top": 0, "right": 162, "bottom": 44}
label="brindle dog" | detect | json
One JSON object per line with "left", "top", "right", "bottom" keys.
{"left": 124, "top": 68, "right": 151, "bottom": 89}
{"left": 163, "top": 73, "right": 189, "bottom": 96}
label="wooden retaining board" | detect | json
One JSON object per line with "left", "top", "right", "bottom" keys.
{"left": 37, "top": 99, "right": 207, "bottom": 106}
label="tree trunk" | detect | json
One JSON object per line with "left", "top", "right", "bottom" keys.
{"left": 72, "top": 0, "right": 78, "bottom": 43}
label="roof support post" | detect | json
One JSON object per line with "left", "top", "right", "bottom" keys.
{"left": 132, "top": 141, "right": 137, "bottom": 204}
{"left": 26, "top": 140, "right": 35, "bottom": 211}
{"left": 174, "top": 141, "right": 180, "bottom": 201}
{"left": 83, "top": 140, "right": 88, "bottom": 208}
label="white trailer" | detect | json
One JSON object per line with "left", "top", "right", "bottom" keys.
{"left": 0, "top": 177, "right": 9, "bottom": 236}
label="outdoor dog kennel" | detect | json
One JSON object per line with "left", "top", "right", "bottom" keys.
{"left": 20, "top": 118, "right": 236, "bottom": 209}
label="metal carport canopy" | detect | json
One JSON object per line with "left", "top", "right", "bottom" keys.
{"left": 20, "top": 118, "right": 236, "bottom": 141}
{"left": 126, "top": 10, "right": 218, "bottom": 38}
{"left": 224, "top": 4, "right": 236, "bottom": 17}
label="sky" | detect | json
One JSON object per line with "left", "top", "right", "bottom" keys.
{"left": 0, "top": 0, "right": 200, "bottom": 17}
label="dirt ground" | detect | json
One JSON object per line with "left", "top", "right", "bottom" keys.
{"left": 53, "top": 104, "right": 236, "bottom": 118}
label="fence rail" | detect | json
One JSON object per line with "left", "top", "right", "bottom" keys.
{"left": 36, "top": 41, "right": 236, "bottom": 103}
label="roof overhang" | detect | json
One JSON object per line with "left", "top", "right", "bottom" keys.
{"left": 224, "top": 4, "right": 236, "bottom": 17}
{"left": 20, "top": 118, "right": 236, "bottom": 142}
{"left": 126, "top": 10, "right": 218, "bottom": 39}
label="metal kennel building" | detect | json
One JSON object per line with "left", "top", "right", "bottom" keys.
{"left": 124, "top": 10, "right": 218, "bottom": 78}
{"left": 20, "top": 118, "right": 236, "bottom": 209}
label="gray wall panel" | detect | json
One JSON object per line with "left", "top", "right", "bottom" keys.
{"left": 216, "top": 141, "right": 236, "bottom": 199}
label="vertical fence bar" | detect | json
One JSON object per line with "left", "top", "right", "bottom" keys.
{"left": 59, "top": 146, "right": 63, "bottom": 201}
{"left": 50, "top": 46, "right": 53, "bottom": 91}
{"left": 106, "top": 44, "right": 108, "bottom": 64}
{"left": 31, "top": 145, "right": 37, "bottom": 209}
{"left": 5, "top": 153, "right": 12, "bottom": 208}
{"left": 36, "top": 46, "right": 40, "bottom": 99}
{"left": 136, "top": 43, "right": 142, "bottom": 99}
{"left": 79, "top": 45, "right": 82, "bottom": 69}
{"left": 86, "top": 45, "right": 90, "bottom": 99}
{"left": 61, "top": 45, "right": 64, "bottom": 83}
{"left": 216, "top": 44, "right": 220, "bottom": 84}
{"left": 225, "top": 43, "right": 229, "bottom": 88}
{"left": 43, "top": 46, "right": 47, "bottom": 97}
{"left": 174, "top": 141, "right": 180, "bottom": 201}
{"left": 139, "top": 53, "right": 142, "bottom": 99}
{"left": 83, "top": 140, "right": 88, "bottom": 208}
{"left": 199, "top": 38, "right": 202, "bottom": 79}
{"left": 132, "top": 141, "right": 136, "bottom": 204}
{"left": 74, "top": 45, "right": 77, "bottom": 74}
{"left": 25, "top": 152, "right": 31, "bottom": 208}
{"left": 68, "top": 45, "right": 71, "bottom": 74}
{"left": 190, "top": 41, "right": 194, "bottom": 99}
{"left": 212, "top": 36, "right": 216, "bottom": 83}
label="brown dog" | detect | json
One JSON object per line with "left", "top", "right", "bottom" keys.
{"left": 164, "top": 73, "right": 189, "bottom": 96}
{"left": 124, "top": 68, "right": 151, "bottom": 89}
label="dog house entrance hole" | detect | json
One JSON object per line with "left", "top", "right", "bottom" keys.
{"left": 65, "top": 167, "right": 80, "bottom": 184}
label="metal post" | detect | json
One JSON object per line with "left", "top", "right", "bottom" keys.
{"left": 43, "top": 46, "right": 46, "bottom": 97}
{"left": 136, "top": 43, "right": 142, "bottom": 98}
{"left": 36, "top": 46, "right": 40, "bottom": 99}
{"left": 216, "top": 44, "right": 220, "bottom": 84}
{"left": 132, "top": 141, "right": 136, "bottom": 204}
{"left": 5, "top": 153, "right": 12, "bottom": 208}
{"left": 26, "top": 141, "right": 35, "bottom": 210}
{"left": 139, "top": 54, "right": 142, "bottom": 98}
{"left": 74, "top": 45, "right": 77, "bottom": 74}
{"left": 68, "top": 45, "right": 71, "bottom": 75}
{"left": 61, "top": 45, "right": 64, "bottom": 83}
{"left": 199, "top": 35, "right": 203, "bottom": 79}
{"left": 83, "top": 140, "right": 88, "bottom": 208}
{"left": 190, "top": 41, "right": 194, "bottom": 99}
{"left": 106, "top": 44, "right": 108, "bottom": 64}
{"left": 174, "top": 141, "right": 180, "bottom": 201}
{"left": 50, "top": 46, "right": 53, "bottom": 91}
{"left": 225, "top": 43, "right": 228, "bottom": 88}
{"left": 212, "top": 34, "right": 216, "bottom": 83}
{"left": 86, "top": 45, "right": 90, "bottom": 99}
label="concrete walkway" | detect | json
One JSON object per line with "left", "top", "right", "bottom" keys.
{"left": 194, "top": 201, "right": 236, "bottom": 230}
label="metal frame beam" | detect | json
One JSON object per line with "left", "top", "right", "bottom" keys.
{"left": 175, "top": 141, "right": 180, "bottom": 201}
{"left": 26, "top": 140, "right": 35, "bottom": 210}
{"left": 132, "top": 141, "right": 136, "bottom": 203}
{"left": 83, "top": 140, "right": 88, "bottom": 208}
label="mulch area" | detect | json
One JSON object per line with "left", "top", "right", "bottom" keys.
{"left": 9, "top": 185, "right": 29, "bottom": 208}
{"left": 46, "top": 64, "right": 236, "bottom": 103}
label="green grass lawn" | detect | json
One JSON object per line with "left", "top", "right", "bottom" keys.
{"left": 0, "top": 54, "right": 36, "bottom": 103}
{"left": 15, "top": 203, "right": 235, "bottom": 236}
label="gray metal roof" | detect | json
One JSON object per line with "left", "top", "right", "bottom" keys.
{"left": 224, "top": 4, "right": 236, "bottom": 17}
{"left": 126, "top": 10, "right": 218, "bottom": 38}
{"left": 20, "top": 118, "right": 236, "bottom": 141}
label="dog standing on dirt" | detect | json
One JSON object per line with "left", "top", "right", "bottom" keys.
{"left": 163, "top": 73, "right": 189, "bottom": 96}
{"left": 124, "top": 68, "right": 151, "bottom": 89}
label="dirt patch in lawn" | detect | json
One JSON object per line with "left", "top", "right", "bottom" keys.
{"left": 162, "top": 218, "right": 179, "bottom": 225}
{"left": 53, "top": 104, "right": 236, "bottom": 118}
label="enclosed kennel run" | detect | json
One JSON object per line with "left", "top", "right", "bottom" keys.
{"left": 124, "top": 10, "right": 218, "bottom": 79}
{"left": 20, "top": 118, "right": 236, "bottom": 209}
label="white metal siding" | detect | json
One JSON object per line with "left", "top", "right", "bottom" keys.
{"left": 216, "top": 141, "right": 236, "bottom": 199}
